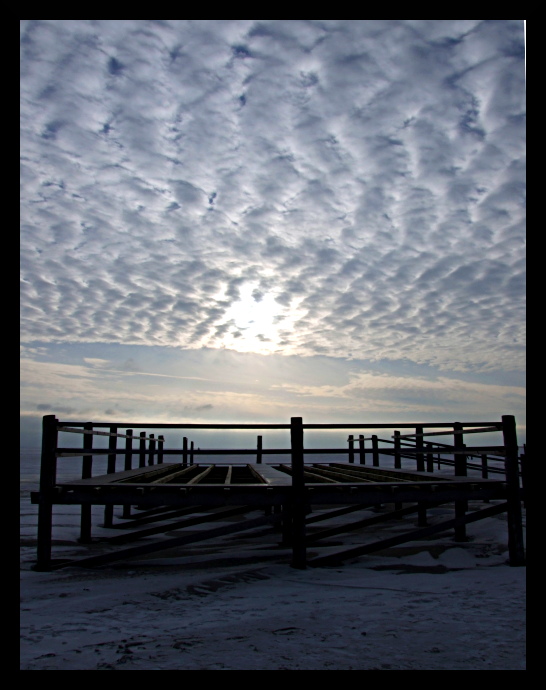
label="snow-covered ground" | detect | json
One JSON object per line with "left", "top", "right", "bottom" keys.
{"left": 20, "top": 451, "right": 526, "bottom": 670}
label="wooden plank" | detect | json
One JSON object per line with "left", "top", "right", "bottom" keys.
{"left": 58, "top": 427, "right": 157, "bottom": 441}
{"left": 105, "top": 506, "right": 254, "bottom": 544}
{"left": 306, "top": 503, "right": 446, "bottom": 543}
{"left": 305, "top": 504, "right": 376, "bottom": 525}
{"left": 47, "top": 513, "right": 282, "bottom": 569}
{"left": 187, "top": 465, "right": 215, "bottom": 485}
{"left": 327, "top": 463, "right": 446, "bottom": 482}
{"left": 246, "top": 463, "right": 268, "bottom": 484}
{"left": 64, "top": 463, "right": 187, "bottom": 485}
{"left": 308, "top": 502, "right": 510, "bottom": 566}
{"left": 396, "top": 426, "right": 501, "bottom": 439}
{"left": 59, "top": 421, "right": 292, "bottom": 429}
{"left": 225, "top": 466, "right": 232, "bottom": 485}
{"left": 301, "top": 422, "right": 500, "bottom": 429}
{"left": 250, "top": 465, "right": 293, "bottom": 485}
{"left": 306, "top": 465, "right": 376, "bottom": 483}
{"left": 301, "top": 469, "right": 338, "bottom": 483}
{"left": 150, "top": 464, "right": 199, "bottom": 484}
{"left": 114, "top": 505, "right": 207, "bottom": 528}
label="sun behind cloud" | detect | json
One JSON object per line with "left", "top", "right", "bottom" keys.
{"left": 219, "top": 282, "right": 301, "bottom": 355}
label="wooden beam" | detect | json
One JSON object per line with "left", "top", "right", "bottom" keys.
{"left": 47, "top": 513, "right": 282, "bottom": 569}
{"left": 290, "top": 417, "right": 306, "bottom": 569}
{"left": 225, "top": 466, "right": 232, "bottom": 485}
{"left": 150, "top": 464, "right": 200, "bottom": 484}
{"left": 308, "top": 502, "right": 510, "bottom": 566}
{"left": 187, "top": 465, "right": 215, "bottom": 485}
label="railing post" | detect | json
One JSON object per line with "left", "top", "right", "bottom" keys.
{"left": 480, "top": 453, "right": 489, "bottom": 478}
{"left": 257, "top": 435, "right": 263, "bottom": 464}
{"left": 79, "top": 422, "right": 93, "bottom": 543}
{"left": 358, "top": 435, "right": 365, "bottom": 465}
{"left": 415, "top": 426, "right": 426, "bottom": 525}
{"left": 103, "top": 425, "right": 117, "bottom": 527}
{"left": 394, "top": 431, "right": 401, "bottom": 469}
{"left": 392, "top": 430, "right": 402, "bottom": 510}
{"left": 125, "top": 430, "right": 134, "bottom": 471}
{"left": 348, "top": 435, "right": 355, "bottom": 464}
{"left": 290, "top": 417, "right": 306, "bottom": 569}
{"left": 426, "top": 443, "right": 434, "bottom": 472}
{"left": 139, "top": 432, "right": 146, "bottom": 467}
{"left": 415, "top": 426, "right": 424, "bottom": 472}
{"left": 502, "top": 415, "right": 525, "bottom": 565}
{"left": 481, "top": 453, "right": 490, "bottom": 503}
{"left": 158, "top": 435, "right": 164, "bottom": 464}
{"left": 183, "top": 436, "right": 188, "bottom": 467}
{"left": 453, "top": 422, "right": 467, "bottom": 541}
{"left": 36, "top": 415, "right": 58, "bottom": 570}
{"left": 123, "top": 429, "right": 133, "bottom": 518}
{"left": 190, "top": 440, "right": 194, "bottom": 465}
{"left": 372, "top": 435, "right": 379, "bottom": 467}
{"left": 148, "top": 434, "right": 156, "bottom": 466}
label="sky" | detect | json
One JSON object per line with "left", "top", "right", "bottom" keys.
{"left": 20, "top": 20, "right": 526, "bottom": 448}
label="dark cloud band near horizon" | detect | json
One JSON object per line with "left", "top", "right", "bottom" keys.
{"left": 21, "top": 20, "right": 525, "bottom": 375}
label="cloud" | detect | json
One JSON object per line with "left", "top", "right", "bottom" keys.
{"left": 20, "top": 20, "right": 525, "bottom": 374}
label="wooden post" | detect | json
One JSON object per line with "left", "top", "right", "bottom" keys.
{"left": 125, "top": 430, "right": 133, "bottom": 471}
{"left": 371, "top": 434, "right": 382, "bottom": 509}
{"left": 480, "top": 453, "right": 490, "bottom": 504}
{"left": 103, "top": 425, "right": 117, "bottom": 528}
{"left": 415, "top": 426, "right": 424, "bottom": 472}
{"left": 426, "top": 443, "right": 434, "bottom": 472}
{"left": 358, "top": 435, "right": 365, "bottom": 464}
{"left": 453, "top": 422, "right": 467, "bottom": 541}
{"left": 148, "top": 434, "right": 156, "bottom": 466}
{"left": 182, "top": 436, "right": 188, "bottom": 467}
{"left": 290, "top": 417, "right": 306, "bottom": 569}
{"left": 281, "top": 502, "right": 292, "bottom": 544}
{"left": 79, "top": 423, "right": 93, "bottom": 543}
{"left": 158, "top": 435, "right": 164, "bottom": 464}
{"left": 372, "top": 435, "right": 379, "bottom": 467}
{"left": 502, "top": 415, "right": 525, "bottom": 565}
{"left": 257, "top": 435, "right": 263, "bottom": 464}
{"left": 36, "top": 415, "right": 58, "bottom": 570}
{"left": 348, "top": 435, "right": 355, "bottom": 463}
{"left": 392, "top": 430, "right": 402, "bottom": 511}
{"left": 481, "top": 453, "right": 489, "bottom": 479}
{"left": 139, "top": 432, "right": 146, "bottom": 467}
{"left": 123, "top": 430, "right": 133, "bottom": 519}
{"left": 190, "top": 440, "right": 194, "bottom": 466}
{"left": 394, "top": 431, "right": 401, "bottom": 469}
{"left": 415, "top": 426, "right": 426, "bottom": 525}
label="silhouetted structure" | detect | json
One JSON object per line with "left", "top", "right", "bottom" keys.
{"left": 32, "top": 415, "right": 525, "bottom": 571}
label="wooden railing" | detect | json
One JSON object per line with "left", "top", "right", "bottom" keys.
{"left": 36, "top": 414, "right": 525, "bottom": 571}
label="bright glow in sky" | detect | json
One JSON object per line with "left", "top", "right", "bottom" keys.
{"left": 220, "top": 282, "right": 306, "bottom": 354}
{"left": 20, "top": 20, "right": 526, "bottom": 446}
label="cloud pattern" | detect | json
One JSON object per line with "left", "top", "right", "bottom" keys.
{"left": 21, "top": 20, "right": 525, "bottom": 373}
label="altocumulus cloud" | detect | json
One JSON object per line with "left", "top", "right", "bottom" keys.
{"left": 21, "top": 21, "right": 524, "bottom": 399}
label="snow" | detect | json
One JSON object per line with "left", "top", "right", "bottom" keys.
{"left": 20, "top": 452, "right": 526, "bottom": 670}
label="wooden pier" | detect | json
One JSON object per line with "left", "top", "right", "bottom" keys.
{"left": 31, "top": 415, "right": 526, "bottom": 571}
